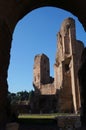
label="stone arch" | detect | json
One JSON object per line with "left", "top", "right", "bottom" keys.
{"left": 0, "top": 0, "right": 86, "bottom": 128}
{"left": 3, "top": 0, "right": 86, "bottom": 33}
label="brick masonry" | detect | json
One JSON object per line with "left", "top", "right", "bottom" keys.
{"left": 33, "top": 17, "right": 84, "bottom": 114}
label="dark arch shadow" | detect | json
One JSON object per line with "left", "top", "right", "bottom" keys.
{"left": 10, "top": 1, "right": 86, "bottom": 32}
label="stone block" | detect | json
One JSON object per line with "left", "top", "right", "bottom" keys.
{"left": 6, "top": 122, "right": 19, "bottom": 130}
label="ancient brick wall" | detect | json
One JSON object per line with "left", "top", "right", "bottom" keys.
{"left": 33, "top": 53, "right": 54, "bottom": 94}
{"left": 0, "top": 0, "right": 85, "bottom": 127}
{"left": 54, "top": 17, "right": 84, "bottom": 113}
{"left": 33, "top": 17, "right": 84, "bottom": 113}
{"left": 40, "top": 83, "right": 55, "bottom": 95}
{"left": 57, "top": 115, "right": 81, "bottom": 130}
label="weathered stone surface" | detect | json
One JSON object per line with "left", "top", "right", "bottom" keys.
{"left": 54, "top": 18, "right": 84, "bottom": 113}
{"left": 57, "top": 115, "right": 81, "bottom": 130}
{"left": 0, "top": 19, "right": 12, "bottom": 128}
{"left": 33, "top": 53, "right": 55, "bottom": 95}
{"left": 33, "top": 17, "right": 84, "bottom": 114}
{"left": 78, "top": 48, "right": 86, "bottom": 126}
{"left": 6, "top": 122, "right": 19, "bottom": 130}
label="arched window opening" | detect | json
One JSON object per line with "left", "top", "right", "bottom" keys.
{"left": 7, "top": 7, "right": 86, "bottom": 115}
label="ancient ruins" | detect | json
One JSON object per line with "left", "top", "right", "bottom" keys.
{"left": 33, "top": 17, "right": 84, "bottom": 113}
{"left": 0, "top": 0, "right": 86, "bottom": 128}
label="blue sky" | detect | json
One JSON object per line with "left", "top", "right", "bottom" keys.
{"left": 7, "top": 7, "right": 86, "bottom": 93}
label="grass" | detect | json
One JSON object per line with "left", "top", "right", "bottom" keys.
{"left": 18, "top": 114, "right": 56, "bottom": 119}
{"left": 18, "top": 113, "right": 80, "bottom": 125}
{"left": 18, "top": 113, "right": 79, "bottom": 119}
{"left": 18, "top": 114, "right": 59, "bottom": 125}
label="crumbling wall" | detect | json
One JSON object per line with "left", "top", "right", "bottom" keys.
{"left": 33, "top": 17, "right": 84, "bottom": 113}
{"left": 40, "top": 83, "right": 55, "bottom": 95}
{"left": 54, "top": 18, "right": 84, "bottom": 113}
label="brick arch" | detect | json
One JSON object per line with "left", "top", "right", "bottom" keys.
{"left": 0, "top": 0, "right": 86, "bottom": 128}
{"left": 5, "top": 0, "right": 86, "bottom": 32}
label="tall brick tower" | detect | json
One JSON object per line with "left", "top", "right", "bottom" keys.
{"left": 54, "top": 17, "right": 84, "bottom": 113}
{"left": 33, "top": 53, "right": 50, "bottom": 93}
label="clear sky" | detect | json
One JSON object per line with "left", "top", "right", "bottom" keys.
{"left": 7, "top": 7, "right": 86, "bottom": 93}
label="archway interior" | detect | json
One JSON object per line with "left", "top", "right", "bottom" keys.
{"left": 7, "top": 7, "right": 86, "bottom": 93}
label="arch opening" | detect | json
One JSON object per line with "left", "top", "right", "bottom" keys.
{"left": 7, "top": 6, "right": 86, "bottom": 116}
{"left": 0, "top": 1, "right": 86, "bottom": 128}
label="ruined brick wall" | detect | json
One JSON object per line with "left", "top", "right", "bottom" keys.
{"left": 54, "top": 17, "right": 84, "bottom": 113}
{"left": 40, "top": 83, "right": 55, "bottom": 95}
{"left": 57, "top": 115, "right": 81, "bottom": 129}
{"left": 33, "top": 54, "right": 41, "bottom": 90}
{"left": 33, "top": 53, "right": 54, "bottom": 94}
{"left": 33, "top": 17, "right": 84, "bottom": 113}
